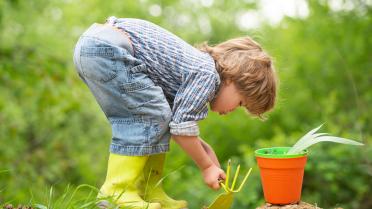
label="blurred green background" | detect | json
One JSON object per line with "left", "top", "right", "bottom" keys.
{"left": 0, "top": 0, "right": 371, "bottom": 208}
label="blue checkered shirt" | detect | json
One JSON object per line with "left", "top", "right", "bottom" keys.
{"left": 107, "top": 17, "right": 221, "bottom": 136}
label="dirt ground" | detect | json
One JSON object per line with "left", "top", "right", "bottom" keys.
{"left": 256, "top": 202, "right": 344, "bottom": 209}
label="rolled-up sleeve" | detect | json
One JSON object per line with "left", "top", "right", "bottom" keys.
{"left": 169, "top": 70, "right": 219, "bottom": 136}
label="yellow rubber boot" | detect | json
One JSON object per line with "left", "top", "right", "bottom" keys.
{"left": 98, "top": 153, "right": 161, "bottom": 209}
{"left": 140, "top": 153, "right": 188, "bottom": 209}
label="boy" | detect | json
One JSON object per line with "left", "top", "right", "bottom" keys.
{"left": 73, "top": 16, "right": 277, "bottom": 209}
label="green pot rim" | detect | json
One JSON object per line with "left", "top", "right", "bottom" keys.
{"left": 255, "top": 147, "right": 308, "bottom": 158}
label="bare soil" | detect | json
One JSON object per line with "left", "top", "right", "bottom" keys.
{"left": 256, "top": 202, "right": 344, "bottom": 209}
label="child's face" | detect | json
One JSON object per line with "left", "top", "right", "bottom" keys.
{"left": 210, "top": 81, "right": 245, "bottom": 115}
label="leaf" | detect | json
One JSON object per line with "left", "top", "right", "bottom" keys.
{"left": 34, "top": 204, "right": 48, "bottom": 209}
{"left": 207, "top": 193, "right": 234, "bottom": 209}
{"left": 288, "top": 124, "right": 324, "bottom": 154}
{"left": 288, "top": 135, "right": 363, "bottom": 154}
{"left": 288, "top": 125, "right": 364, "bottom": 154}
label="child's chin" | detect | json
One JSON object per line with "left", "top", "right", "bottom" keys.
{"left": 209, "top": 104, "right": 216, "bottom": 112}
{"left": 210, "top": 108, "right": 224, "bottom": 115}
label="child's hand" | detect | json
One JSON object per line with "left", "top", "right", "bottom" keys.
{"left": 202, "top": 164, "right": 226, "bottom": 190}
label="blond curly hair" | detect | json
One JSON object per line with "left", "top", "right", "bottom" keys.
{"left": 200, "top": 37, "right": 278, "bottom": 117}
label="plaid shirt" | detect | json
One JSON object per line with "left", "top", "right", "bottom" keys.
{"left": 108, "top": 17, "right": 221, "bottom": 136}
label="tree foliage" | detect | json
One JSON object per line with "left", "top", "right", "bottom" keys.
{"left": 0, "top": 0, "right": 371, "bottom": 208}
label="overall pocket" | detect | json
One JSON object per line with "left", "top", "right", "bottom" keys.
{"left": 80, "top": 45, "right": 118, "bottom": 82}
{"left": 119, "top": 64, "right": 172, "bottom": 121}
{"left": 119, "top": 65, "right": 158, "bottom": 108}
{"left": 111, "top": 118, "right": 156, "bottom": 145}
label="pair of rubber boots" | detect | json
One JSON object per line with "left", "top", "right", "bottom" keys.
{"left": 98, "top": 153, "right": 188, "bottom": 209}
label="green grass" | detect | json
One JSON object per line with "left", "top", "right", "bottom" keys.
{"left": 0, "top": 167, "right": 184, "bottom": 209}
{"left": 0, "top": 183, "right": 154, "bottom": 209}
{"left": 1, "top": 184, "right": 100, "bottom": 209}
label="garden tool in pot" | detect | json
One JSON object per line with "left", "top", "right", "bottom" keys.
{"left": 206, "top": 160, "right": 252, "bottom": 209}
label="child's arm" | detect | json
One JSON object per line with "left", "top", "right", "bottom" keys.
{"left": 172, "top": 134, "right": 226, "bottom": 190}
{"left": 199, "top": 138, "right": 221, "bottom": 168}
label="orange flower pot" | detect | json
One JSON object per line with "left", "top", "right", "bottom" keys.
{"left": 255, "top": 147, "right": 308, "bottom": 205}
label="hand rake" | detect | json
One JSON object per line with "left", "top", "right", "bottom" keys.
{"left": 206, "top": 160, "right": 252, "bottom": 209}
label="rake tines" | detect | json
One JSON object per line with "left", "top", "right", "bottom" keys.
{"left": 208, "top": 160, "right": 252, "bottom": 209}
{"left": 220, "top": 159, "right": 252, "bottom": 193}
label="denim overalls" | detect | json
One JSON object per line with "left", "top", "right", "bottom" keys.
{"left": 73, "top": 23, "right": 172, "bottom": 156}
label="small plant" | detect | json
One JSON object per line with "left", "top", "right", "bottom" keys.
{"left": 287, "top": 124, "right": 363, "bottom": 154}
{"left": 255, "top": 124, "right": 364, "bottom": 205}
